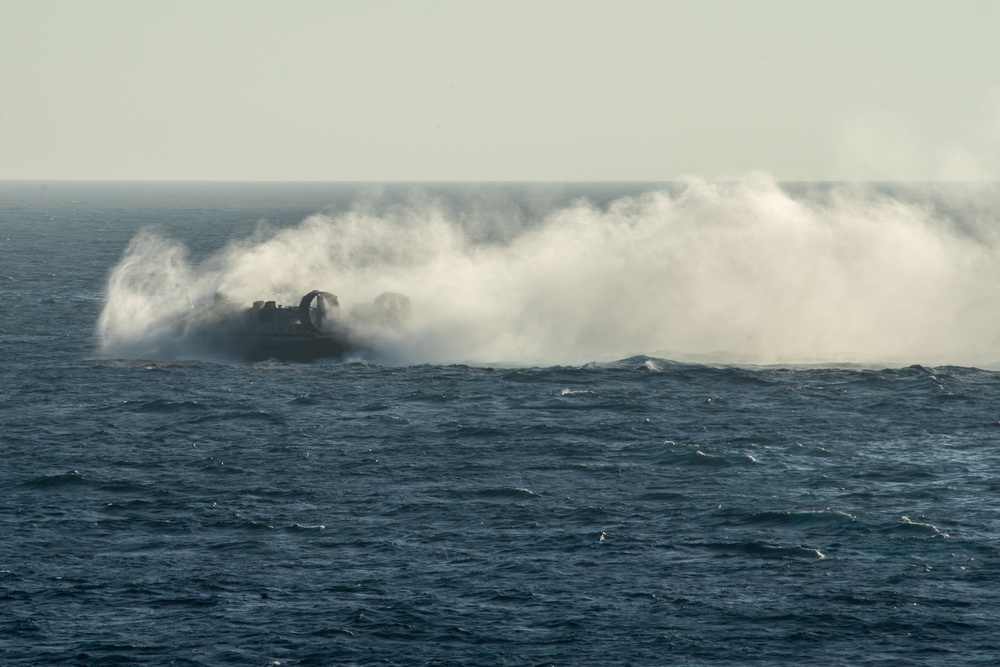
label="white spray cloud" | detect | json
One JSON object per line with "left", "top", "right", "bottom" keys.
{"left": 838, "top": 92, "right": 1000, "bottom": 182}
{"left": 98, "top": 177, "right": 1000, "bottom": 366}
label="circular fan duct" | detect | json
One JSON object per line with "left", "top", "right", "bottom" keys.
{"left": 298, "top": 290, "right": 340, "bottom": 333}
{"left": 373, "top": 291, "right": 412, "bottom": 320}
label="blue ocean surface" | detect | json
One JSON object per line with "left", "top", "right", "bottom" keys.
{"left": 2, "top": 181, "right": 1000, "bottom": 665}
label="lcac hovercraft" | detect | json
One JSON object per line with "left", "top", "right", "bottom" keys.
{"left": 180, "top": 289, "right": 411, "bottom": 362}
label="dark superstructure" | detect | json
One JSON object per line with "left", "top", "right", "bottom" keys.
{"left": 180, "top": 289, "right": 410, "bottom": 361}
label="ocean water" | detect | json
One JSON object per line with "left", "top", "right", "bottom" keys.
{"left": 3, "top": 181, "right": 1000, "bottom": 666}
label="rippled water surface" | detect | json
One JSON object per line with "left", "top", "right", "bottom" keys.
{"left": 2, "top": 183, "right": 1000, "bottom": 665}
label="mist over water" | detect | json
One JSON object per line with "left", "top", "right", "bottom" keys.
{"left": 98, "top": 178, "right": 1000, "bottom": 366}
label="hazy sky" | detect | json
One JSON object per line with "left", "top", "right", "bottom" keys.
{"left": 3, "top": 0, "right": 999, "bottom": 181}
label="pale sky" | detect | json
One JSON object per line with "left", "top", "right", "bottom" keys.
{"left": 2, "top": 0, "right": 999, "bottom": 181}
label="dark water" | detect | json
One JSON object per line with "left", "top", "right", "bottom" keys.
{"left": 2, "top": 182, "right": 1000, "bottom": 665}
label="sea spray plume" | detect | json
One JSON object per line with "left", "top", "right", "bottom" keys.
{"left": 98, "top": 179, "right": 1000, "bottom": 365}
{"left": 385, "top": 178, "right": 1000, "bottom": 365}
{"left": 392, "top": 178, "right": 999, "bottom": 364}
{"left": 838, "top": 94, "right": 1000, "bottom": 182}
{"left": 97, "top": 231, "right": 204, "bottom": 359}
